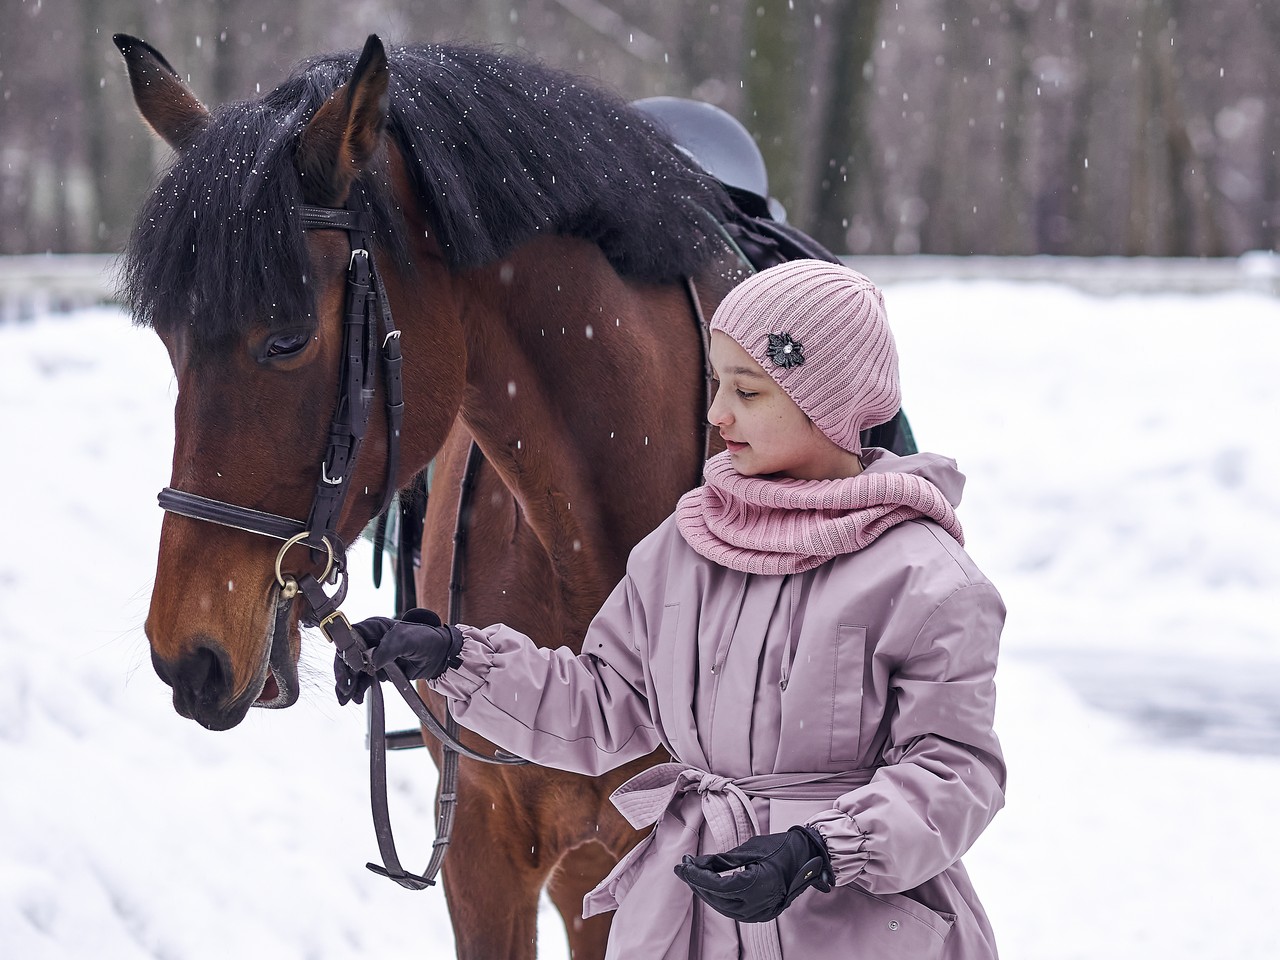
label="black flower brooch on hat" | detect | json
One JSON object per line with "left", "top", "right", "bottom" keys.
{"left": 766, "top": 333, "right": 804, "bottom": 368}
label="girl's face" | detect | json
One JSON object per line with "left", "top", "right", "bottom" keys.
{"left": 707, "top": 331, "right": 863, "bottom": 481}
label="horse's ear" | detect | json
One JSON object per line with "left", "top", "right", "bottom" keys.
{"left": 296, "top": 35, "right": 390, "bottom": 207}
{"left": 113, "top": 33, "right": 210, "bottom": 151}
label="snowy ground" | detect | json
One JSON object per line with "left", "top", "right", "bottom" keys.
{"left": 1, "top": 280, "right": 1277, "bottom": 958}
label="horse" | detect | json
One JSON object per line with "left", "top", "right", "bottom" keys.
{"left": 116, "top": 33, "right": 747, "bottom": 959}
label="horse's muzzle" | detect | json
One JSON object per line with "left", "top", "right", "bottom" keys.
{"left": 152, "top": 640, "right": 253, "bottom": 731}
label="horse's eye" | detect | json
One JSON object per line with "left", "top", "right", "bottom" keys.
{"left": 265, "top": 332, "right": 311, "bottom": 358}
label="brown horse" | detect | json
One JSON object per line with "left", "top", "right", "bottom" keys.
{"left": 117, "top": 33, "right": 743, "bottom": 958}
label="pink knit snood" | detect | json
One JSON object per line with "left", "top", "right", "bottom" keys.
{"left": 676, "top": 452, "right": 964, "bottom": 575}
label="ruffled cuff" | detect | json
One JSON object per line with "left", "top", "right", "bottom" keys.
{"left": 805, "top": 808, "right": 871, "bottom": 887}
{"left": 426, "top": 627, "right": 496, "bottom": 703}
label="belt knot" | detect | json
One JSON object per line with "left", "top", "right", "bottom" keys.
{"left": 695, "top": 772, "right": 732, "bottom": 794}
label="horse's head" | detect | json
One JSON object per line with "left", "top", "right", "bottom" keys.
{"left": 116, "top": 35, "right": 464, "bottom": 729}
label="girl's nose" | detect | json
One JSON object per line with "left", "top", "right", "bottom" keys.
{"left": 707, "top": 385, "right": 729, "bottom": 426}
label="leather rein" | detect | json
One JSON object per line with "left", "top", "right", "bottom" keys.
{"left": 155, "top": 196, "right": 524, "bottom": 891}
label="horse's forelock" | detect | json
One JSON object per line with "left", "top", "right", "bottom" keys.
{"left": 121, "top": 70, "right": 404, "bottom": 343}
{"left": 122, "top": 92, "right": 316, "bottom": 339}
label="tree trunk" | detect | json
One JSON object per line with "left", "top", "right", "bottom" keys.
{"left": 210, "top": 0, "right": 245, "bottom": 102}
{"left": 1155, "top": 9, "right": 1224, "bottom": 256}
{"left": 806, "top": 0, "right": 881, "bottom": 252}
{"left": 1258, "top": 3, "right": 1280, "bottom": 249}
{"left": 741, "top": 0, "right": 805, "bottom": 219}
{"left": 80, "top": 3, "right": 109, "bottom": 250}
{"left": 1126, "top": 2, "right": 1157, "bottom": 255}
{"left": 1063, "top": 0, "right": 1097, "bottom": 254}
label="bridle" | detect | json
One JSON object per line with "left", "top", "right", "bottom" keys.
{"left": 155, "top": 195, "right": 524, "bottom": 891}
{"left": 158, "top": 200, "right": 401, "bottom": 635}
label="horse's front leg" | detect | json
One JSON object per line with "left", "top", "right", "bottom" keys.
{"left": 545, "top": 840, "right": 617, "bottom": 960}
{"left": 543, "top": 751, "right": 668, "bottom": 960}
{"left": 441, "top": 765, "right": 546, "bottom": 960}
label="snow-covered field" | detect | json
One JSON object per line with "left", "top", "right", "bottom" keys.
{"left": 1, "top": 280, "right": 1276, "bottom": 958}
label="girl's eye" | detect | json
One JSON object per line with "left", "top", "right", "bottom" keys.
{"left": 265, "top": 332, "right": 311, "bottom": 358}
{"left": 736, "top": 389, "right": 757, "bottom": 400}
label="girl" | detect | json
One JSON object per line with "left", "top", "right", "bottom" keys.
{"left": 337, "top": 259, "right": 1006, "bottom": 959}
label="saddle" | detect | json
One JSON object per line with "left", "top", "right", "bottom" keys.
{"left": 632, "top": 96, "right": 915, "bottom": 457}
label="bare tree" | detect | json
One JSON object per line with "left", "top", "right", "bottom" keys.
{"left": 5, "top": 0, "right": 1279, "bottom": 256}
{"left": 996, "top": 0, "right": 1034, "bottom": 253}
{"left": 742, "top": 0, "right": 806, "bottom": 216}
{"left": 804, "top": 0, "right": 882, "bottom": 250}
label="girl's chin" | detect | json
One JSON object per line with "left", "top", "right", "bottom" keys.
{"left": 727, "top": 453, "right": 767, "bottom": 477}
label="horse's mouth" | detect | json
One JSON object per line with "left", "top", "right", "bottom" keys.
{"left": 251, "top": 590, "right": 300, "bottom": 710}
{"left": 171, "top": 590, "right": 300, "bottom": 730}
{"left": 258, "top": 670, "right": 281, "bottom": 704}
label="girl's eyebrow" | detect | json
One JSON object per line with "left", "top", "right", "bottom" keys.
{"left": 713, "top": 365, "right": 768, "bottom": 379}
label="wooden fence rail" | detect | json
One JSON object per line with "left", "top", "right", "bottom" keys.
{"left": 0, "top": 255, "right": 122, "bottom": 323}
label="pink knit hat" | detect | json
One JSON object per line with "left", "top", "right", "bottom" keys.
{"left": 711, "top": 259, "right": 900, "bottom": 455}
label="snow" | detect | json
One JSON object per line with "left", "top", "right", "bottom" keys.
{"left": 1, "top": 280, "right": 1277, "bottom": 958}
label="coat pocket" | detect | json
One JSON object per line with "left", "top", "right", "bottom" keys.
{"left": 828, "top": 624, "right": 867, "bottom": 763}
{"left": 778, "top": 882, "right": 956, "bottom": 960}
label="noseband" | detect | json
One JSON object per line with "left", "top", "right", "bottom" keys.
{"left": 155, "top": 195, "right": 523, "bottom": 891}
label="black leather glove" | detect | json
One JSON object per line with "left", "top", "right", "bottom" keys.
{"left": 674, "top": 825, "right": 834, "bottom": 923}
{"left": 333, "top": 608, "right": 465, "bottom": 706}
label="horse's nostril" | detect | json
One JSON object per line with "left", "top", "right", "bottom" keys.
{"left": 189, "top": 645, "right": 218, "bottom": 689}
{"left": 169, "top": 641, "right": 233, "bottom": 714}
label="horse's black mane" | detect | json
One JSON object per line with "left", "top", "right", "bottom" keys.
{"left": 121, "top": 42, "right": 732, "bottom": 339}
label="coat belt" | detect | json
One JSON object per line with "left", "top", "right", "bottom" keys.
{"left": 583, "top": 762, "right": 877, "bottom": 960}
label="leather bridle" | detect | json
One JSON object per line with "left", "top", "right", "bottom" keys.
{"left": 155, "top": 195, "right": 524, "bottom": 891}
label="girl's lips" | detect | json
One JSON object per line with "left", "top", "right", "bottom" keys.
{"left": 724, "top": 439, "right": 748, "bottom": 452}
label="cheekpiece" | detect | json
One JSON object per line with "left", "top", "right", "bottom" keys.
{"left": 766, "top": 333, "right": 804, "bottom": 368}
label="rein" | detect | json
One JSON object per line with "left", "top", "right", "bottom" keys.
{"left": 156, "top": 195, "right": 522, "bottom": 892}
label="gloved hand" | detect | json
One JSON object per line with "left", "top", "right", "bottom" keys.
{"left": 673, "top": 825, "right": 834, "bottom": 923}
{"left": 333, "top": 607, "right": 465, "bottom": 706}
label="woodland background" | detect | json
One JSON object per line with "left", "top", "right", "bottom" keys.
{"left": 2, "top": 0, "right": 1277, "bottom": 258}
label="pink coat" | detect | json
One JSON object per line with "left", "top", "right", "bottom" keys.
{"left": 432, "top": 451, "right": 1006, "bottom": 959}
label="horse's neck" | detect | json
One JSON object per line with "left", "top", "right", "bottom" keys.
{"left": 457, "top": 237, "right": 710, "bottom": 600}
